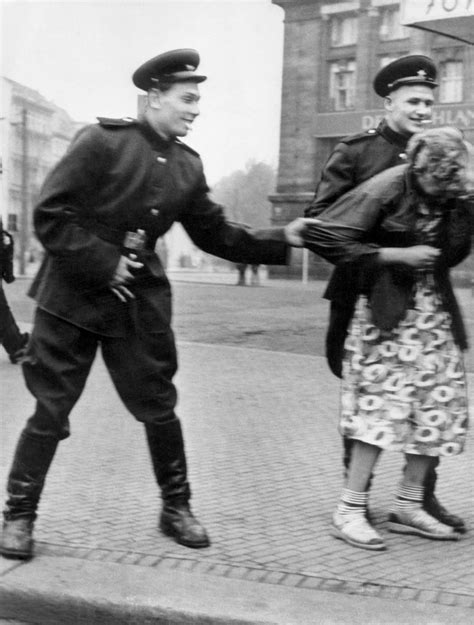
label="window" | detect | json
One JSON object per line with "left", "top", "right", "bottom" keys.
{"left": 379, "top": 7, "right": 408, "bottom": 41}
{"left": 439, "top": 61, "right": 463, "bottom": 103}
{"left": 7, "top": 214, "right": 18, "bottom": 232}
{"left": 329, "top": 60, "right": 356, "bottom": 111}
{"left": 330, "top": 15, "right": 358, "bottom": 47}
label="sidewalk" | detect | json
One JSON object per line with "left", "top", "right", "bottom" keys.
{"left": 1, "top": 339, "right": 473, "bottom": 624}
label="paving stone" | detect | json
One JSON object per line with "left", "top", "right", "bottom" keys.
{"left": 300, "top": 577, "right": 324, "bottom": 590}
{"left": 1, "top": 310, "right": 473, "bottom": 610}
{"left": 437, "top": 592, "right": 457, "bottom": 606}
{"left": 453, "top": 595, "right": 474, "bottom": 608}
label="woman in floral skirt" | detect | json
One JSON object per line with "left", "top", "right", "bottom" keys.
{"left": 305, "top": 126, "right": 472, "bottom": 551}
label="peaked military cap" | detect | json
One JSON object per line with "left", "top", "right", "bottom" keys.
{"left": 373, "top": 55, "right": 438, "bottom": 98}
{"left": 132, "top": 48, "right": 207, "bottom": 91}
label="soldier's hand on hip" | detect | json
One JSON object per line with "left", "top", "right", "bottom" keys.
{"left": 109, "top": 254, "right": 143, "bottom": 301}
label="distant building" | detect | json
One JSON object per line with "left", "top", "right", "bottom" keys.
{"left": 270, "top": 0, "right": 474, "bottom": 281}
{"left": 0, "top": 77, "right": 84, "bottom": 272}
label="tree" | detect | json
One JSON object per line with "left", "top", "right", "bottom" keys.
{"left": 210, "top": 160, "right": 276, "bottom": 229}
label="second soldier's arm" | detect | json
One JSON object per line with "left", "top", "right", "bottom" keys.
{"left": 305, "top": 143, "right": 355, "bottom": 218}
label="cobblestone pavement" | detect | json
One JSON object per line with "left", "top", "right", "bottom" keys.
{"left": 1, "top": 336, "right": 473, "bottom": 611}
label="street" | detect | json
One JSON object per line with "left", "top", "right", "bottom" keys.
{"left": 5, "top": 274, "right": 474, "bottom": 369}
{"left": 1, "top": 273, "right": 473, "bottom": 623}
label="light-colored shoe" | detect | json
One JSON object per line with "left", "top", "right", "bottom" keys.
{"left": 331, "top": 511, "right": 386, "bottom": 551}
{"left": 388, "top": 508, "right": 460, "bottom": 541}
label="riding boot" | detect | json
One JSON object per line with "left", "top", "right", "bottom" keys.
{"left": 144, "top": 419, "right": 210, "bottom": 548}
{"left": 1, "top": 430, "right": 59, "bottom": 559}
{"left": 423, "top": 463, "right": 466, "bottom": 533}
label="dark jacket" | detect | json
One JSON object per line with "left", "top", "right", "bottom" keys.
{"left": 305, "top": 119, "right": 409, "bottom": 303}
{"left": 304, "top": 164, "right": 471, "bottom": 354}
{"left": 30, "top": 117, "right": 289, "bottom": 336}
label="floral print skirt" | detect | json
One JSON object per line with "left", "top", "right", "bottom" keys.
{"left": 340, "top": 279, "right": 469, "bottom": 457}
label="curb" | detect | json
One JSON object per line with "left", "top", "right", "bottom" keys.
{"left": 1, "top": 556, "right": 473, "bottom": 625}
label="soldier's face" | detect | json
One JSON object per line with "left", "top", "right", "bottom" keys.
{"left": 149, "top": 82, "right": 201, "bottom": 139}
{"left": 384, "top": 85, "right": 435, "bottom": 137}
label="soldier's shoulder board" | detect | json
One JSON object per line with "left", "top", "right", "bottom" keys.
{"left": 341, "top": 128, "right": 378, "bottom": 145}
{"left": 96, "top": 117, "right": 137, "bottom": 128}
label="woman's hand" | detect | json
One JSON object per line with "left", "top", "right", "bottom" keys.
{"left": 379, "top": 245, "right": 440, "bottom": 270}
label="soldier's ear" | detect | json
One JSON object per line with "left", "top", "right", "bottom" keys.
{"left": 384, "top": 96, "right": 393, "bottom": 113}
{"left": 147, "top": 89, "right": 162, "bottom": 110}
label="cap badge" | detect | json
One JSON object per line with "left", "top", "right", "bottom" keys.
{"left": 417, "top": 69, "right": 427, "bottom": 78}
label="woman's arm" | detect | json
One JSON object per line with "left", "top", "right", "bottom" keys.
{"left": 379, "top": 245, "right": 440, "bottom": 270}
{"left": 304, "top": 175, "right": 442, "bottom": 272}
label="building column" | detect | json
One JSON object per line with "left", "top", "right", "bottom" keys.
{"left": 270, "top": 3, "right": 322, "bottom": 278}
{"left": 355, "top": 2, "right": 380, "bottom": 107}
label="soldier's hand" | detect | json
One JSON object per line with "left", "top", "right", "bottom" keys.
{"left": 284, "top": 217, "right": 321, "bottom": 247}
{"left": 109, "top": 254, "right": 143, "bottom": 301}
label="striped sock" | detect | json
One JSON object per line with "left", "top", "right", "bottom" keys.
{"left": 337, "top": 489, "right": 368, "bottom": 516}
{"left": 395, "top": 483, "right": 424, "bottom": 511}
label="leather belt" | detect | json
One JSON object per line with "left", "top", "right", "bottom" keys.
{"left": 83, "top": 219, "right": 154, "bottom": 251}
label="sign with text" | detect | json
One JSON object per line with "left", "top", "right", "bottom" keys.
{"left": 315, "top": 103, "right": 474, "bottom": 138}
{"left": 400, "top": 0, "right": 474, "bottom": 44}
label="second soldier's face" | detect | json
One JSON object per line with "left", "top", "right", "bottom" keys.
{"left": 151, "top": 82, "right": 201, "bottom": 139}
{"left": 384, "top": 85, "right": 435, "bottom": 137}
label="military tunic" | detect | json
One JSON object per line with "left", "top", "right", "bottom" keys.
{"left": 31, "top": 117, "right": 289, "bottom": 337}
{"left": 24, "top": 117, "right": 291, "bottom": 438}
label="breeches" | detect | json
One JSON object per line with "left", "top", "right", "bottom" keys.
{"left": 22, "top": 308, "right": 178, "bottom": 440}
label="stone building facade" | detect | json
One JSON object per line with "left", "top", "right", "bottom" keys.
{"left": 270, "top": 0, "right": 474, "bottom": 280}
{"left": 0, "top": 78, "right": 82, "bottom": 273}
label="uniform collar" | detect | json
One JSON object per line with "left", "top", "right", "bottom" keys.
{"left": 137, "top": 118, "right": 174, "bottom": 151}
{"left": 377, "top": 118, "right": 410, "bottom": 151}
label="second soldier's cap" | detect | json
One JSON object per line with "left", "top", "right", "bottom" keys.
{"left": 373, "top": 55, "right": 438, "bottom": 98}
{"left": 132, "top": 48, "right": 207, "bottom": 91}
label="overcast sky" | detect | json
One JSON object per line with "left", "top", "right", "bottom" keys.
{"left": 1, "top": 0, "right": 285, "bottom": 184}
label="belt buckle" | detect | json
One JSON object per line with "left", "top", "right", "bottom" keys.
{"left": 123, "top": 229, "right": 146, "bottom": 250}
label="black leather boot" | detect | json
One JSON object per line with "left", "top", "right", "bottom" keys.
{"left": 145, "top": 419, "right": 210, "bottom": 548}
{"left": 1, "top": 430, "right": 58, "bottom": 559}
{"left": 423, "top": 464, "right": 466, "bottom": 533}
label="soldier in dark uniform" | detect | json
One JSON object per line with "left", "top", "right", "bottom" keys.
{"left": 0, "top": 216, "right": 29, "bottom": 363}
{"left": 305, "top": 55, "right": 465, "bottom": 533}
{"left": 0, "top": 49, "right": 310, "bottom": 560}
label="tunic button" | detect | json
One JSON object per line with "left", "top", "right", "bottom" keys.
{"left": 151, "top": 208, "right": 160, "bottom": 217}
{"left": 156, "top": 156, "right": 167, "bottom": 164}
